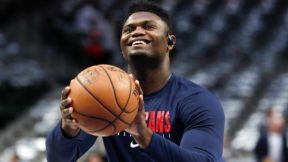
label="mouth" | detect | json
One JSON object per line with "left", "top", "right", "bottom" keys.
{"left": 128, "top": 39, "right": 151, "bottom": 46}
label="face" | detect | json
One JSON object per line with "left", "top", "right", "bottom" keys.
{"left": 268, "top": 112, "right": 285, "bottom": 133}
{"left": 120, "top": 12, "right": 171, "bottom": 63}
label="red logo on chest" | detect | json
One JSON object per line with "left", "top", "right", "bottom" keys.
{"left": 145, "top": 111, "right": 171, "bottom": 133}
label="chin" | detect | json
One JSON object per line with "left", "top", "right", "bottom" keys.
{"left": 128, "top": 51, "right": 147, "bottom": 60}
{"left": 129, "top": 49, "right": 150, "bottom": 55}
{"left": 128, "top": 51, "right": 159, "bottom": 69}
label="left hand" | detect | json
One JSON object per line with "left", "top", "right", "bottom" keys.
{"left": 125, "top": 74, "right": 153, "bottom": 149}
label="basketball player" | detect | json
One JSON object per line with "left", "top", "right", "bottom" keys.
{"left": 46, "top": 1, "right": 225, "bottom": 161}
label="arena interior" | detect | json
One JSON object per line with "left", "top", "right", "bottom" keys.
{"left": 0, "top": 0, "right": 288, "bottom": 161}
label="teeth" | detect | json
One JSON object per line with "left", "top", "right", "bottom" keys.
{"left": 132, "top": 40, "right": 146, "bottom": 46}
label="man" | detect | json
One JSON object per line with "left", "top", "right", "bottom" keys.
{"left": 46, "top": 1, "right": 225, "bottom": 162}
{"left": 254, "top": 110, "right": 288, "bottom": 162}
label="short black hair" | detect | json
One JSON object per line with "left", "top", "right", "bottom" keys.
{"left": 123, "top": 0, "right": 172, "bottom": 32}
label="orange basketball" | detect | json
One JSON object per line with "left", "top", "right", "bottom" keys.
{"left": 68, "top": 64, "right": 139, "bottom": 136}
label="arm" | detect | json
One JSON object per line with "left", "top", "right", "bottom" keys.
{"left": 46, "top": 122, "right": 97, "bottom": 162}
{"left": 127, "top": 80, "right": 225, "bottom": 162}
{"left": 144, "top": 91, "right": 225, "bottom": 162}
{"left": 45, "top": 86, "right": 97, "bottom": 162}
{"left": 144, "top": 128, "right": 223, "bottom": 162}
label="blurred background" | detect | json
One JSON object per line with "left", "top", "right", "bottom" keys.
{"left": 0, "top": 0, "right": 288, "bottom": 161}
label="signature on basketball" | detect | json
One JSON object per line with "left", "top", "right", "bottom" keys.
{"left": 106, "top": 66, "right": 126, "bottom": 74}
{"left": 81, "top": 68, "right": 101, "bottom": 84}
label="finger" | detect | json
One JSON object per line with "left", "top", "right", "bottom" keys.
{"left": 64, "top": 118, "right": 79, "bottom": 129}
{"left": 135, "top": 80, "right": 143, "bottom": 95}
{"left": 62, "top": 107, "right": 73, "bottom": 118}
{"left": 66, "top": 118, "right": 78, "bottom": 125}
{"left": 128, "top": 74, "right": 134, "bottom": 80}
{"left": 61, "top": 86, "right": 71, "bottom": 100}
{"left": 60, "top": 97, "right": 72, "bottom": 110}
{"left": 129, "top": 74, "right": 139, "bottom": 84}
{"left": 138, "top": 94, "right": 144, "bottom": 112}
{"left": 128, "top": 74, "right": 143, "bottom": 95}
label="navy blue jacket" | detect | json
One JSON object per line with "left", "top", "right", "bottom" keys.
{"left": 46, "top": 74, "right": 225, "bottom": 162}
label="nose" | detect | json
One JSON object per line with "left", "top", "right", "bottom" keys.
{"left": 131, "top": 26, "right": 145, "bottom": 37}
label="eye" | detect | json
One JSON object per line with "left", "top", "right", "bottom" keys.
{"left": 144, "top": 24, "right": 155, "bottom": 30}
{"left": 123, "top": 26, "right": 134, "bottom": 33}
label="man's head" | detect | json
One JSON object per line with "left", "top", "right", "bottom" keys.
{"left": 268, "top": 110, "right": 285, "bottom": 133}
{"left": 120, "top": 0, "right": 176, "bottom": 68}
{"left": 124, "top": 0, "right": 173, "bottom": 33}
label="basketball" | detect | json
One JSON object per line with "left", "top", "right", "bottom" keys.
{"left": 68, "top": 64, "right": 139, "bottom": 136}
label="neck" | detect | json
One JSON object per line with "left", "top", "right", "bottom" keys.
{"left": 128, "top": 59, "right": 171, "bottom": 95}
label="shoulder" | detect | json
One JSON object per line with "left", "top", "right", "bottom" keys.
{"left": 172, "top": 75, "right": 217, "bottom": 102}
{"left": 173, "top": 75, "right": 224, "bottom": 123}
{"left": 172, "top": 74, "right": 206, "bottom": 97}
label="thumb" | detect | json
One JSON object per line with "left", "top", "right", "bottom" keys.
{"left": 138, "top": 94, "right": 144, "bottom": 112}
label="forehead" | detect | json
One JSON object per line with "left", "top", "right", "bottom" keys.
{"left": 124, "top": 11, "right": 166, "bottom": 26}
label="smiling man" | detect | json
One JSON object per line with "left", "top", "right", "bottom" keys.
{"left": 46, "top": 1, "right": 225, "bottom": 162}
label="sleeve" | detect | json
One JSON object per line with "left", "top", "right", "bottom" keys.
{"left": 143, "top": 90, "right": 225, "bottom": 162}
{"left": 45, "top": 122, "right": 97, "bottom": 162}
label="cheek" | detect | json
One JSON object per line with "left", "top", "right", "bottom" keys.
{"left": 120, "top": 38, "right": 128, "bottom": 57}
{"left": 154, "top": 36, "right": 168, "bottom": 50}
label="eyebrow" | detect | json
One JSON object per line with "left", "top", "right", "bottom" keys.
{"left": 124, "top": 20, "right": 157, "bottom": 27}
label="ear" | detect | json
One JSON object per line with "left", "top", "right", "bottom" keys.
{"left": 168, "top": 34, "right": 176, "bottom": 51}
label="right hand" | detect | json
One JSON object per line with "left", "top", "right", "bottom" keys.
{"left": 60, "top": 86, "right": 80, "bottom": 137}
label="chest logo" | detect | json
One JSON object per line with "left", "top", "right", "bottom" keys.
{"left": 145, "top": 111, "right": 171, "bottom": 133}
{"left": 130, "top": 141, "right": 139, "bottom": 148}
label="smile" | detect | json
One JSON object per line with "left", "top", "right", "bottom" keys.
{"left": 132, "top": 40, "right": 146, "bottom": 46}
{"left": 128, "top": 39, "right": 151, "bottom": 46}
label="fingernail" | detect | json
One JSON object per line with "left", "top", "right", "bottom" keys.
{"left": 135, "top": 80, "right": 140, "bottom": 85}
